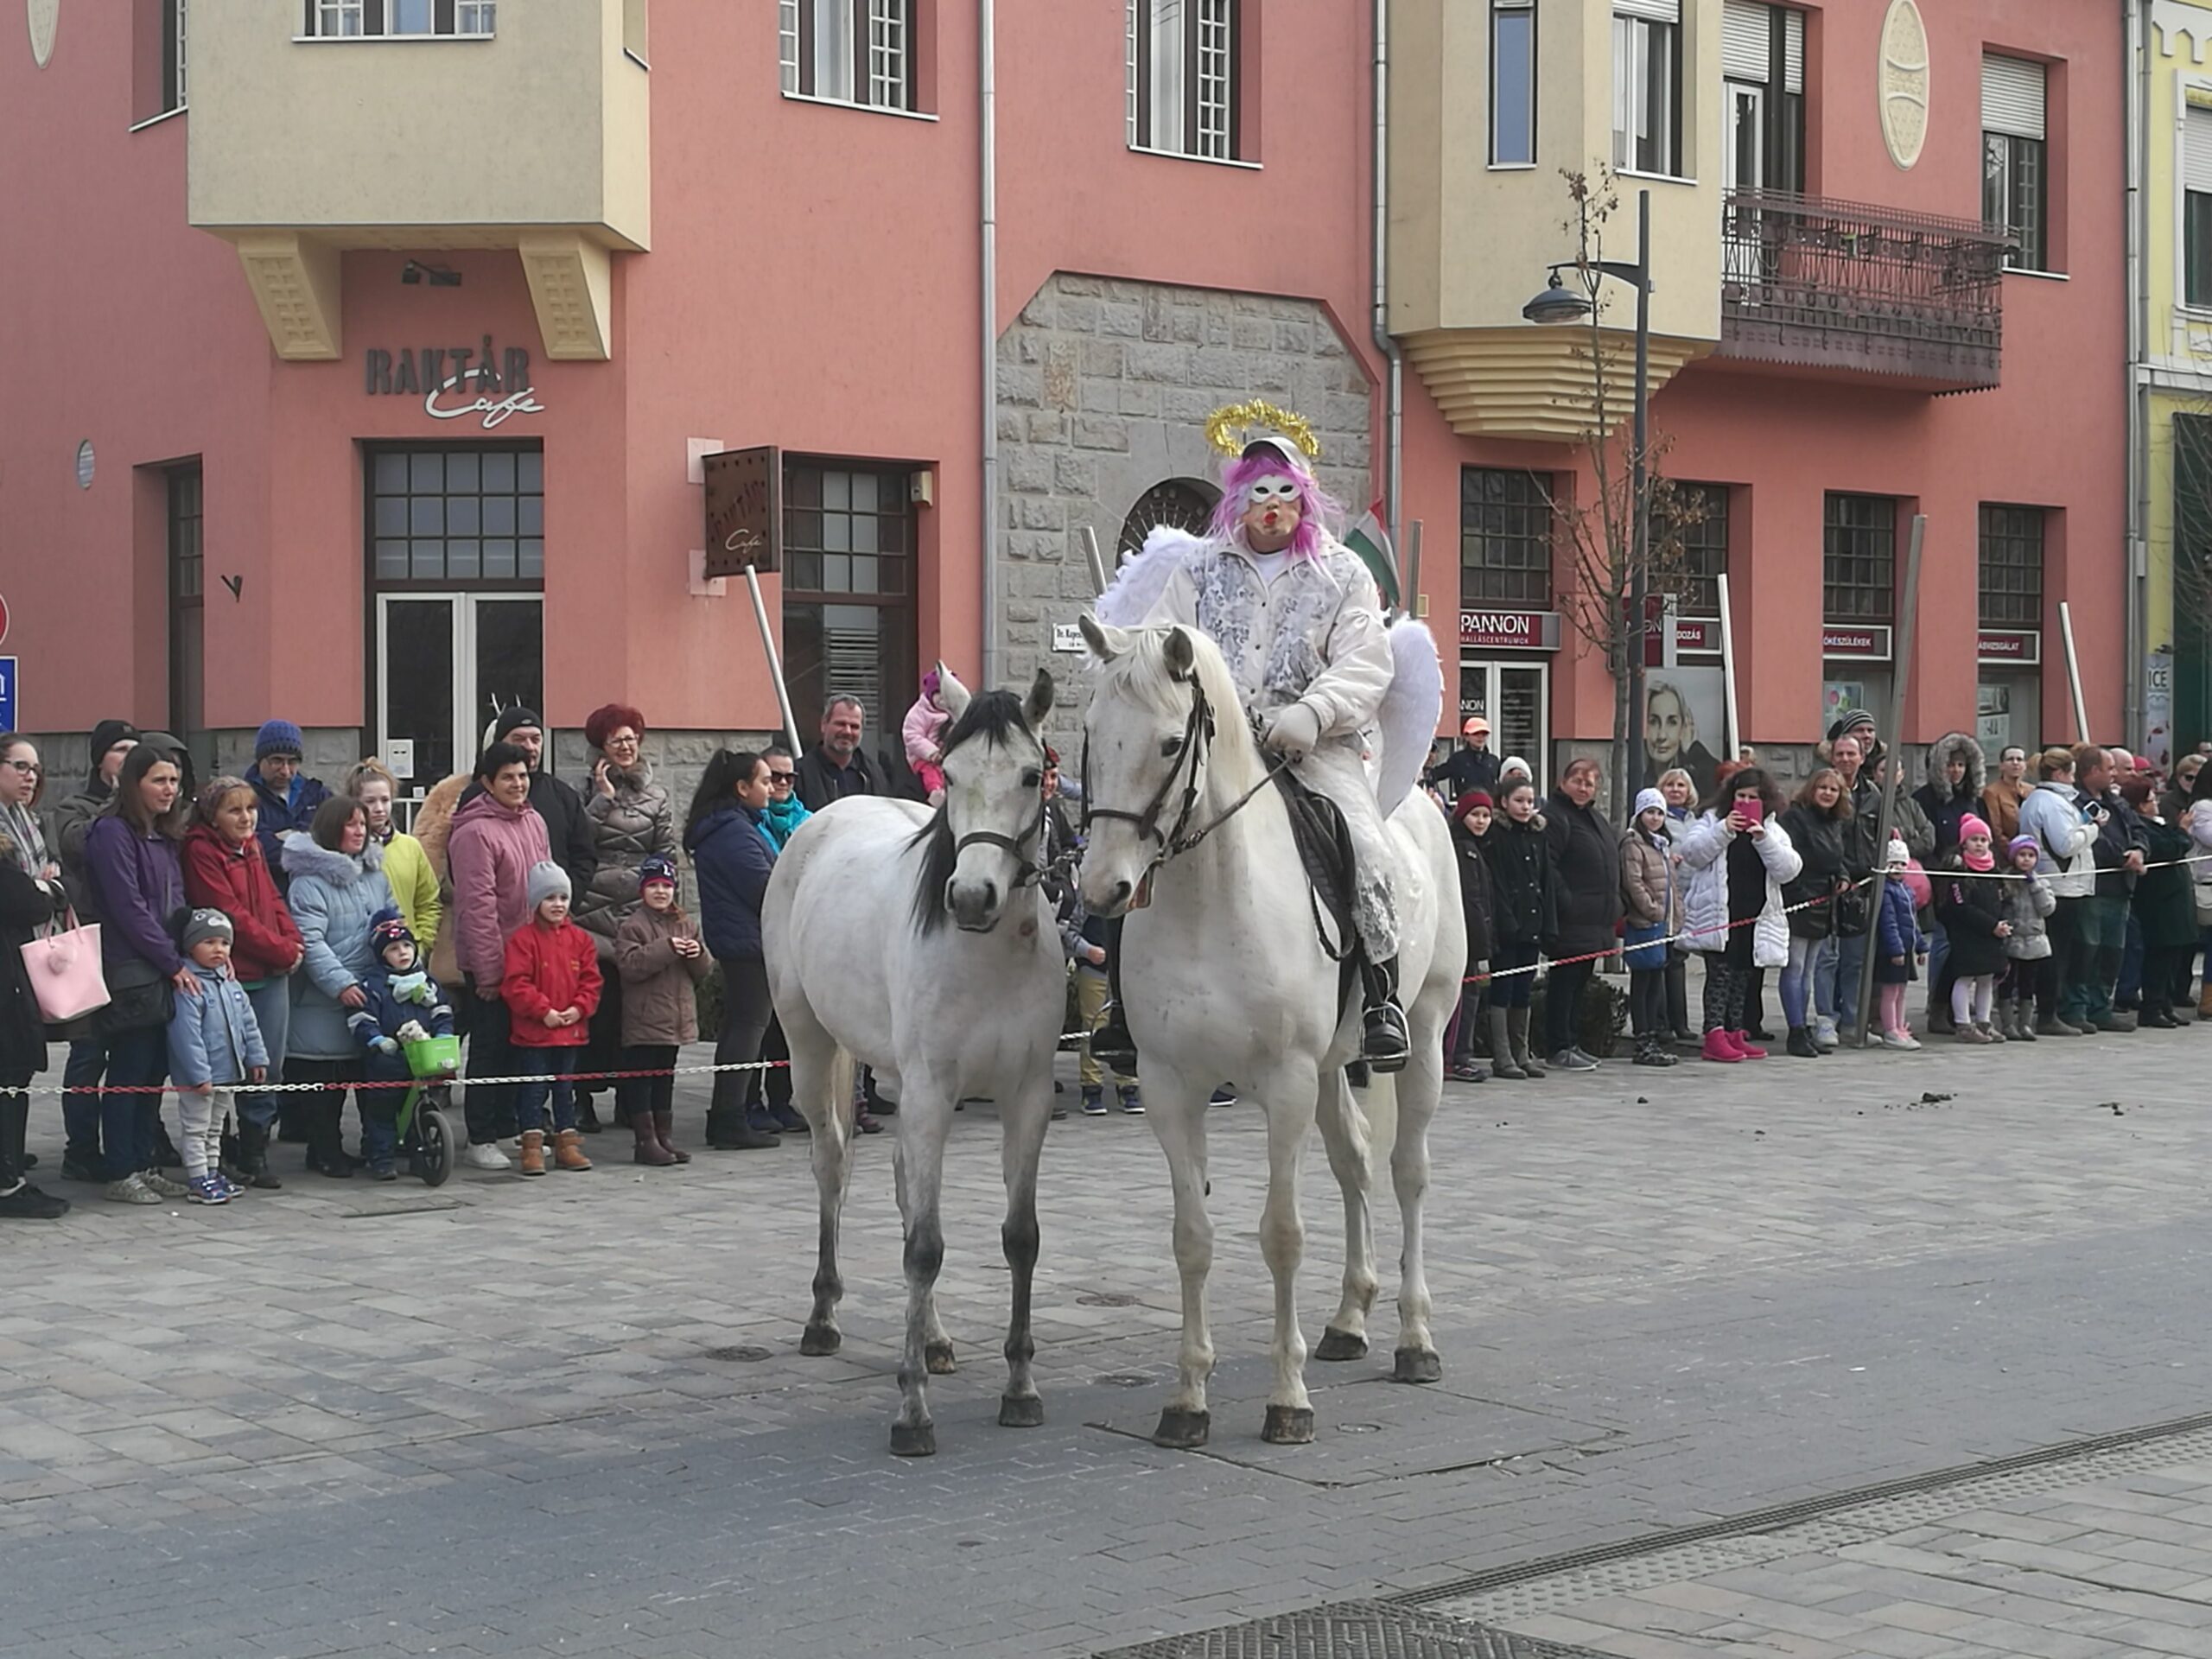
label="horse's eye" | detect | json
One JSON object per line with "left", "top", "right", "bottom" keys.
{"left": 1020, "top": 769, "right": 1041, "bottom": 788}
{"left": 1160, "top": 737, "right": 1185, "bottom": 758}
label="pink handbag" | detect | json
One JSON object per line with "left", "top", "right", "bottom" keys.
{"left": 19, "top": 912, "right": 110, "bottom": 1024}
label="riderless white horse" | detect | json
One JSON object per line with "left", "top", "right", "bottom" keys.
{"left": 1076, "top": 615, "right": 1465, "bottom": 1448}
{"left": 764, "top": 668, "right": 1064, "bottom": 1457}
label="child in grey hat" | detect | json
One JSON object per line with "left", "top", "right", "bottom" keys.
{"left": 167, "top": 907, "right": 270, "bottom": 1205}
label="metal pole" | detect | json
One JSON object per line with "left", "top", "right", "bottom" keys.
{"left": 1080, "top": 526, "right": 1110, "bottom": 599}
{"left": 1405, "top": 519, "right": 1424, "bottom": 622}
{"left": 1627, "top": 189, "right": 1651, "bottom": 798}
{"left": 1853, "top": 512, "right": 1928, "bottom": 1048}
{"left": 978, "top": 0, "right": 1000, "bottom": 686}
{"left": 1717, "top": 573, "right": 1742, "bottom": 765}
{"left": 2059, "top": 599, "right": 2092, "bottom": 744}
{"left": 743, "top": 564, "right": 802, "bottom": 748}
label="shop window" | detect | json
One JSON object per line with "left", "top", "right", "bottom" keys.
{"left": 1977, "top": 504, "right": 2044, "bottom": 629}
{"left": 1981, "top": 55, "right": 2049, "bottom": 271}
{"left": 1491, "top": 0, "right": 1535, "bottom": 166}
{"left": 168, "top": 464, "right": 209, "bottom": 772}
{"left": 1460, "top": 467, "right": 1554, "bottom": 607}
{"left": 1127, "top": 0, "right": 1239, "bottom": 160}
{"left": 370, "top": 448, "right": 543, "bottom": 584}
{"left": 782, "top": 461, "right": 918, "bottom": 741}
{"left": 1116, "top": 477, "right": 1220, "bottom": 563}
{"left": 1612, "top": 4, "right": 1681, "bottom": 177}
{"left": 1822, "top": 493, "right": 1895, "bottom": 624}
{"left": 1721, "top": 1, "right": 1805, "bottom": 193}
{"left": 1668, "top": 483, "right": 1729, "bottom": 617}
{"left": 782, "top": 0, "right": 918, "bottom": 112}
{"left": 302, "top": 1, "right": 495, "bottom": 39}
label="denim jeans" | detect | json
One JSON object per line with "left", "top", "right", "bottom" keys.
{"left": 2062, "top": 895, "right": 2128, "bottom": 1026}
{"left": 61, "top": 1039, "right": 105, "bottom": 1164}
{"left": 359, "top": 1049, "right": 408, "bottom": 1166}
{"left": 1816, "top": 931, "right": 1867, "bottom": 1030}
{"left": 238, "top": 978, "right": 290, "bottom": 1132}
{"left": 100, "top": 1025, "right": 168, "bottom": 1181}
{"left": 1778, "top": 935, "right": 1820, "bottom": 1029}
{"left": 514, "top": 1049, "right": 578, "bottom": 1135}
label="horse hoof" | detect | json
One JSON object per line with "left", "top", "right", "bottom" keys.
{"left": 1152, "top": 1407, "right": 1211, "bottom": 1450}
{"left": 889, "top": 1421, "right": 937, "bottom": 1458}
{"left": 1393, "top": 1346, "right": 1444, "bottom": 1384}
{"left": 799, "top": 1323, "right": 842, "bottom": 1357}
{"left": 925, "top": 1339, "right": 958, "bottom": 1376}
{"left": 1313, "top": 1326, "right": 1369, "bottom": 1362}
{"left": 1262, "top": 1404, "right": 1316, "bottom": 1445}
{"left": 998, "top": 1394, "right": 1046, "bottom": 1429}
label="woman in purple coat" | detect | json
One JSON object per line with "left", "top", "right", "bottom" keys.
{"left": 83, "top": 741, "right": 201, "bottom": 1205}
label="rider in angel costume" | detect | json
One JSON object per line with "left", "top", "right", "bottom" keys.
{"left": 1092, "top": 402, "right": 1411, "bottom": 1071}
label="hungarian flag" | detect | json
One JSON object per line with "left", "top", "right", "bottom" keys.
{"left": 1344, "top": 505, "right": 1401, "bottom": 611}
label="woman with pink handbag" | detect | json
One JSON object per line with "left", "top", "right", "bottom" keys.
{"left": 0, "top": 735, "right": 69, "bottom": 1219}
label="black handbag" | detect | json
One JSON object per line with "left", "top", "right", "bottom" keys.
{"left": 1834, "top": 880, "right": 1869, "bottom": 937}
{"left": 98, "top": 955, "right": 174, "bottom": 1035}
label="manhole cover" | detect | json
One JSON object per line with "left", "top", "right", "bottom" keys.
{"left": 702, "top": 1344, "right": 774, "bottom": 1363}
{"left": 1095, "top": 1373, "right": 1154, "bottom": 1389}
{"left": 1078, "top": 1293, "right": 1138, "bottom": 1306}
{"left": 1092, "top": 1599, "right": 1608, "bottom": 1657}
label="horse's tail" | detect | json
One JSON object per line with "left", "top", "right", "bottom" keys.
{"left": 1373, "top": 617, "right": 1444, "bottom": 818}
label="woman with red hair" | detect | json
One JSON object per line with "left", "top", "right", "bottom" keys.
{"left": 573, "top": 703, "right": 677, "bottom": 1129}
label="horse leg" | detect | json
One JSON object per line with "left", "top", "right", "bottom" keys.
{"left": 995, "top": 1068, "right": 1053, "bottom": 1429}
{"left": 1389, "top": 1021, "right": 1444, "bottom": 1385}
{"left": 1257, "top": 1061, "right": 1320, "bottom": 1444}
{"left": 1142, "top": 1067, "right": 1215, "bottom": 1450}
{"left": 891, "top": 1122, "right": 957, "bottom": 1376}
{"left": 1312, "top": 1065, "right": 1378, "bottom": 1363}
{"left": 889, "top": 1086, "right": 954, "bottom": 1457}
{"left": 791, "top": 1021, "right": 853, "bottom": 1358}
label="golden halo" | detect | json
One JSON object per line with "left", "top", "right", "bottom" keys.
{"left": 1204, "top": 400, "right": 1322, "bottom": 461}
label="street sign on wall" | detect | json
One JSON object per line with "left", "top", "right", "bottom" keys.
{"left": 702, "top": 446, "right": 782, "bottom": 579}
{"left": 0, "top": 658, "right": 16, "bottom": 734}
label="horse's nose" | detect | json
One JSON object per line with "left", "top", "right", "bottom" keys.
{"left": 949, "top": 876, "right": 1001, "bottom": 930}
{"left": 1106, "top": 879, "right": 1133, "bottom": 912}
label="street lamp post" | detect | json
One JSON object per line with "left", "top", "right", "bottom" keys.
{"left": 1522, "top": 187, "right": 1654, "bottom": 801}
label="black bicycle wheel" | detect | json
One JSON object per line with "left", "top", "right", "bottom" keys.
{"left": 418, "top": 1107, "right": 454, "bottom": 1188}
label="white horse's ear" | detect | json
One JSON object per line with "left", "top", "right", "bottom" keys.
{"left": 1163, "top": 626, "right": 1197, "bottom": 682}
{"left": 937, "top": 662, "right": 972, "bottom": 723}
{"left": 1023, "top": 669, "right": 1054, "bottom": 731}
{"left": 1078, "top": 613, "right": 1126, "bottom": 662}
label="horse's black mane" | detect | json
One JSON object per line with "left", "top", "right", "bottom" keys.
{"left": 909, "top": 689, "right": 1039, "bottom": 934}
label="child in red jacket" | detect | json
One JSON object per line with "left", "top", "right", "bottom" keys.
{"left": 502, "top": 861, "right": 602, "bottom": 1177}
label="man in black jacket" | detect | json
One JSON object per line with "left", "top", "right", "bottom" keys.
{"left": 458, "top": 708, "right": 597, "bottom": 897}
{"left": 2077, "top": 744, "right": 2148, "bottom": 1033}
{"left": 795, "top": 695, "right": 880, "bottom": 810}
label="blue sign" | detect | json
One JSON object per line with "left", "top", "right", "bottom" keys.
{"left": 0, "top": 657, "right": 15, "bottom": 734}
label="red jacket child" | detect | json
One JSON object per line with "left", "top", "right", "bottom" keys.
{"left": 181, "top": 818, "right": 303, "bottom": 982}
{"left": 503, "top": 865, "right": 602, "bottom": 1050}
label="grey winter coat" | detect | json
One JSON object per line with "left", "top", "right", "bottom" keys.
{"left": 575, "top": 762, "right": 677, "bottom": 960}
{"left": 167, "top": 963, "right": 270, "bottom": 1088}
{"left": 283, "top": 836, "right": 397, "bottom": 1061}
{"left": 2000, "top": 870, "right": 2056, "bottom": 960}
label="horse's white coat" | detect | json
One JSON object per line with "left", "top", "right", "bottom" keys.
{"left": 762, "top": 669, "right": 1065, "bottom": 1454}
{"left": 1077, "top": 620, "right": 1467, "bottom": 1445}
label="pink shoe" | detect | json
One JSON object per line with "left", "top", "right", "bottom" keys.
{"left": 1732, "top": 1029, "right": 1768, "bottom": 1059}
{"left": 1701, "top": 1030, "right": 1742, "bottom": 1063}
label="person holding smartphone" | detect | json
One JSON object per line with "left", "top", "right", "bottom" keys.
{"left": 1674, "top": 766, "right": 1802, "bottom": 1063}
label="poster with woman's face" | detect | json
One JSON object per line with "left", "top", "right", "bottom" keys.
{"left": 1643, "top": 669, "right": 1728, "bottom": 798}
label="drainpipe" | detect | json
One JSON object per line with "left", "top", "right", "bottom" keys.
{"left": 980, "top": 0, "right": 1001, "bottom": 684}
{"left": 1372, "top": 0, "right": 1405, "bottom": 596}
{"left": 2126, "top": 0, "right": 2148, "bottom": 748}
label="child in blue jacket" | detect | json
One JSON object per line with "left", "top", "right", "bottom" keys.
{"left": 1873, "top": 837, "right": 1931, "bottom": 1052}
{"left": 166, "top": 908, "right": 270, "bottom": 1205}
{"left": 348, "top": 910, "right": 455, "bottom": 1179}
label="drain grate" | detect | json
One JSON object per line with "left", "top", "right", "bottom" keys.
{"left": 701, "top": 1344, "right": 775, "bottom": 1363}
{"left": 1092, "top": 1599, "right": 1607, "bottom": 1658}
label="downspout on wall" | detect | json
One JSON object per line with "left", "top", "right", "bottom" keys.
{"left": 2126, "top": 0, "right": 2149, "bottom": 748}
{"left": 980, "top": 0, "right": 1000, "bottom": 685}
{"left": 1372, "top": 0, "right": 1405, "bottom": 596}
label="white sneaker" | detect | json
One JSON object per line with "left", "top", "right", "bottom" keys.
{"left": 463, "top": 1142, "right": 512, "bottom": 1171}
{"left": 1879, "top": 1030, "right": 1923, "bottom": 1051}
{"left": 1813, "top": 1018, "right": 1839, "bottom": 1050}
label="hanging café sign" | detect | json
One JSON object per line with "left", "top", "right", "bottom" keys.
{"left": 362, "top": 337, "right": 545, "bottom": 429}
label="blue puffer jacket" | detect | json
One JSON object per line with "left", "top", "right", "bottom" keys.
{"left": 350, "top": 965, "right": 456, "bottom": 1054}
{"left": 686, "top": 803, "right": 775, "bottom": 965}
{"left": 283, "top": 836, "right": 397, "bottom": 1060}
{"left": 167, "top": 963, "right": 270, "bottom": 1089}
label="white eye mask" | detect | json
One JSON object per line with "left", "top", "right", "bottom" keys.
{"left": 1245, "top": 476, "right": 1301, "bottom": 507}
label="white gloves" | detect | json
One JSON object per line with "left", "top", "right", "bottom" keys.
{"left": 1263, "top": 702, "right": 1324, "bottom": 764}
{"left": 372, "top": 1036, "right": 400, "bottom": 1055}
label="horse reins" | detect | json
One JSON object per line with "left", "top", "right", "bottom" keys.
{"left": 1081, "top": 678, "right": 1284, "bottom": 884}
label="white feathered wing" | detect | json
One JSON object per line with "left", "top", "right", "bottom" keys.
{"left": 1093, "top": 526, "right": 1206, "bottom": 629}
{"left": 1372, "top": 618, "right": 1443, "bottom": 818}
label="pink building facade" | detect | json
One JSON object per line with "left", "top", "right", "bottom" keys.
{"left": 0, "top": 1, "right": 2126, "bottom": 801}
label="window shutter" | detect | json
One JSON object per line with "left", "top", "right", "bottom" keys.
{"left": 1783, "top": 9, "right": 1802, "bottom": 94}
{"left": 1723, "top": 2, "right": 1768, "bottom": 82}
{"left": 2188, "top": 106, "right": 2212, "bottom": 194}
{"left": 1981, "top": 55, "right": 2046, "bottom": 142}
{"left": 1614, "top": 0, "right": 1680, "bottom": 22}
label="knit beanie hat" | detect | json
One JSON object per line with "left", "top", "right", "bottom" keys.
{"left": 493, "top": 707, "right": 544, "bottom": 741}
{"left": 254, "top": 719, "right": 305, "bottom": 761}
{"left": 2008, "top": 834, "right": 2040, "bottom": 860}
{"left": 526, "top": 861, "right": 570, "bottom": 912}
{"left": 87, "top": 719, "right": 139, "bottom": 764}
{"left": 1958, "top": 812, "right": 1993, "bottom": 842}
{"left": 638, "top": 855, "right": 680, "bottom": 893}
{"left": 179, "top": 907, "right": 233, "bottom": 953}
{"left": 368, "top": 907, "right": 416, "bottom": 957}
{"left": 1884, "top": 836, "right": 1911, "bottom": 870}
{"left": 1500, "top": 755, "right": 1532, "bottom": 780}
{"left": 1452, "top": 790, "right": 1495, "bottom": 820}
{"left": 1633, "top": 787, "right": 1667, "bottom": 818}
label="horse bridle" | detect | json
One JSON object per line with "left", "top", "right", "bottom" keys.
{"left": 948, "top": 743, "right": 1052, "bottom": 892}
{"left": 1082, "top": 677, "right": 1282, "bottom": 882}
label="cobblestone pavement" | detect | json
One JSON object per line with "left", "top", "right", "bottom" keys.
{"left": 3, "top": 1005, "right": 2212, "bottom": 1658}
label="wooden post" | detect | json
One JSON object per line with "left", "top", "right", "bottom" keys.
{"left": 2058, "top": 600, "right": 2091, "bottom": 744}
{"left": 1852, "top": 513, "right": 1927, "bottom": 1047}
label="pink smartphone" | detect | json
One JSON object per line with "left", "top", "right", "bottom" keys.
{"left": 1735, "top": 798, "right": 1765, "bottom": 825}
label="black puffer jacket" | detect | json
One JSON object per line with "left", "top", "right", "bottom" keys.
{"left": 1481, "top": 813, "right": 1557, "bottom": 950}
{"left": 1779, "top": 803, "right": 1850, "bottom": 940}
{"left": 1450, "top": 817, "right": 1496, "bottom": 963}
{"left": 1911, "top": 733, "right": 1986, "bottom": 857}
{"left": 0, "top": 861, "right": 61, "bottom": 1081}
{"left": 1934, "top": 856, "right": 2011, "bottom": 979}
{"left": 1543, "top": 791, "right": 1622, "bottom": 958}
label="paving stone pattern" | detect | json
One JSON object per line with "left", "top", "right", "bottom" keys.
{"left": 3, "top": 1013, "right": 2212, "bottom": 1657}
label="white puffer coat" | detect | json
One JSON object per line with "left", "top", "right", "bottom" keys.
{"left": 1673, "top": 811, "right": 1802, "bottom": 969}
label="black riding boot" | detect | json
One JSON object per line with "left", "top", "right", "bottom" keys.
{"left": 1089, "top": 916, "right": 1140, "bottom": 1073}
{"left": 1360, "top": 957, "right": 1411, "bottom": 1072}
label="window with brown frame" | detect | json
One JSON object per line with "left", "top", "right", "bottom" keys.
{"left": 1823, "top": 493, "right": 1897, "bottom": 625}
{"left": 302, "top": 1, "right": 494, "bottom": 36}
{"left": 1977, "top": 504, "right": 2044, "bottom": 629}
{"left": 1460, "top": 467, "right": 1554, "bottom": 607}
{"left": 168, "top": 464, "right": 209, "bottom": 770}
{"left": 1669, "top": 482, "right": 1729, "bottom": 617}
{"left": 780, "top": 461, "right": 918, "bottom": 738}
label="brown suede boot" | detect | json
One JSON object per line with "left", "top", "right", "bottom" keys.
{"left": 652, "top": 1109, "right": 691, "bottom": 1164}
{"left": 2199, "top": 982, "right": 2212, "bottom": 1020}
{"left": 518, "top": 1130, "right": 546, "bottom": 1177}
{"left": 554, "top": 1128, "right": 592, "bottom": 1172}
{"left": 632, "top": 1114, "right": 677, "bottom": 1166}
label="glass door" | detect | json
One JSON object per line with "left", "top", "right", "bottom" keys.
{"left": 1459, "top": 661, "right": 1549, "bottom": 774}
{"left": 1724, "top": 81, "right": 1767, "bottom": 299}
{"left": 375, "top": 594, "right": 543, "bottom": 803}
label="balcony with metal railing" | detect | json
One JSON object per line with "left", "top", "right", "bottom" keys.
{"left": 1715, "top": 190, "right": 2013, "bottom": 392}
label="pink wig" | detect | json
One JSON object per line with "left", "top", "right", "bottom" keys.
{"left": 1211, "top": 452, "right": 1340, "bottom": 561}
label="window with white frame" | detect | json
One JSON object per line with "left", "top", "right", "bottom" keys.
{"left": 781, "top": 0, "right": 913, "bottom": 111}
{"left": 1981, "top": 54, "right": 2049, "bottom": 270}
{"left": 1613, "top": 0, "right": 1681, "bottom": 177}
{"left": 1721, "top": 0, "right": 1805, "bottom": 192}
{"left": 2186, "top": 105, "right": 2212, "bottom": 308}
{"left": 1491, "top": 0, "right": 1535, "bottom": 166}
{"left": 302, "top": 2, "right": 495, "bottom": 39}
{"left": 1127, "top": 0, "right": 1238, "bottom": 161}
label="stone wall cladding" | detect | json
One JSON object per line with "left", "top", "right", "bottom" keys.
{"left": 996, "top": 273, "right": 1375, "bottom": 750}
